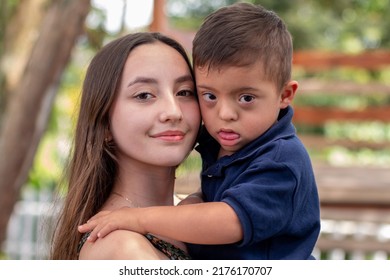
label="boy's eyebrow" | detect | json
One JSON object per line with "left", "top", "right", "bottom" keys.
{"left": 232, "top": 86, "right": 259, "bottom": 93}
{"left": 196, "top": 84, "right": 215, "bottom": 90}
{"left": 197, "top": 84, "right": 259, "bottom": 93}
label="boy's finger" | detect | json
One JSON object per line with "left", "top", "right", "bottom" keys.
{"left": 78, "top": 224, "right": 90, "bottom": 233}
{"left": 96, "top": 223, "right": 118, "bottom": 238}
{"left": 86, "top": 228, "right": 100, "bottom": 242}
{"left": 78, "top": 218, "right": 98, "bottom": 232}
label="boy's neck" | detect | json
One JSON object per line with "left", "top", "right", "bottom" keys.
{"left": 218, "top": 148, "right": 234, "bottom": 158}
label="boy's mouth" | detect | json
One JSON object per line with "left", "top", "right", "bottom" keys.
{"left": 217, "top": 129, "right": 240, "bottom": 146}
{"left": 218, "top": 130, "right": 239, "bottom": 140}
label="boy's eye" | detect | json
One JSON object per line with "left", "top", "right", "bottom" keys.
{"left": 239, "top": 95, "right": 255, "bottom": 103}
{"left": 135, "top": 92, "right": 153, "bottom": 100}
{"left": 202, "top": 92, "right": 217, "bottom": 101}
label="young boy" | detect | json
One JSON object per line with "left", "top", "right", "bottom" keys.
{"left": 79, "top": 2, "right": 321, "bottom": 260}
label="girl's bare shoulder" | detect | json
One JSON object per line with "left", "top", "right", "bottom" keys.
{"left": 78, "top": 230, "right": 168, "bottom": 260}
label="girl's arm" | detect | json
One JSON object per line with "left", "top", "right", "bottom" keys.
{"left": 78, "top": 201, "right": 243, "bottom": 245}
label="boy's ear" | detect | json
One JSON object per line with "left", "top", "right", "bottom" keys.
{"left": 279, "top": 80, "right": 298, "bottom": 109}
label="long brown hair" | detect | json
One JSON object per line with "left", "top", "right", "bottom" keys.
{"left": 50, "top": 32, "right": 194, "bottom": 259}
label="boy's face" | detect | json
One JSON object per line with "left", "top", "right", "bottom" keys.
{"left": 195, "top": 61, "right": 297, "bottom": 157}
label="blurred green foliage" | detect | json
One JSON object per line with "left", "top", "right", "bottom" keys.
{"left": 176, "top": 152, "right": 202, "bottom": 176}
{"left": 168, "top": 0, "right": 390, "bottom": 51}
{"left": 27, "top": 52, "right": 91, "bottom": 191}
{"left": 326, "top": 121, "right": 390, "bottom": 142}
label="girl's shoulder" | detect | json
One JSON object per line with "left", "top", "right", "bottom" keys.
{"left": 78, "top": 230, "right": 169, "bottom": 259}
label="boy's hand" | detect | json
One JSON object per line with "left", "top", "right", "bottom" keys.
{"left": 78, "top": 207, "right": 143, "bottom": 242}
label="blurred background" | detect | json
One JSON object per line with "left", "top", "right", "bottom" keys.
{"left": 0, "top": 0, "right": 389, "bottom": 260}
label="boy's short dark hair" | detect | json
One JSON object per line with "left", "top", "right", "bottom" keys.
{"left": 193, "top": 2, "right": 293, "bottom": 90}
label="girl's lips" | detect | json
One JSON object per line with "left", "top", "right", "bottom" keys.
{"left": 152, "top": 130, "right": 185, "bottom": 141}
{"left": 157, "top": 135, "right": 184, "bottom": 141}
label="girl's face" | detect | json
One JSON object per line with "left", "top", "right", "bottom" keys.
{"left": 110, "top": 42, "right": 200, "bottom": 168}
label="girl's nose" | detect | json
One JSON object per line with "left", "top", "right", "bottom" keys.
{"left": 159, "top": 94, "right": 183, "bottom": 123}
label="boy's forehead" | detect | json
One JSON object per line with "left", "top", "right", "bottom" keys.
{"left": 194, "top": 61, "right": 266, "bottom": 76}
{"left": 194, "top": 56, "right": 265, "bottom": 70}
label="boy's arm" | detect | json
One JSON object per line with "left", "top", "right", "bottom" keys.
{"left": 78, "top": 202, "right": 243, "bottom": 245}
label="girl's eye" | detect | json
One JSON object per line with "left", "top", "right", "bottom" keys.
{"left": 135, "top": 92, "right": 153, "bottom": 100}
{"left": 202, "top": 92, "right": 217, "bottom": 102}
{"left": 177, "top": 89, "right": 194, "bottom": 97}
{"left": 239, "top": 95, "right": 255, "bottom": 103}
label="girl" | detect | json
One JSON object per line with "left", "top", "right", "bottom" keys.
{"left": 50, "top": 32, "right": 200, "bottom": 259}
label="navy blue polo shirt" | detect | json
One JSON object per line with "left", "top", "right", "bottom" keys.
{"left": 187, "top": 106, "right": 320, "bottom": 259}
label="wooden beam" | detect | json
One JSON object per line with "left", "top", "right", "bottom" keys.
{"left": 298, "top": 79, "right": 390, "bottom": 95}
{"left": 299, "top": 135, "right": 390, "bottom": 151}
{"left": 313, "top": 164, "right": 390, "bottom": 206}
{"left": 293, "top": 50, "right": 390, "bottom": 70}
{"left": 293, "top": 105, "right": 390, "bottom": 125}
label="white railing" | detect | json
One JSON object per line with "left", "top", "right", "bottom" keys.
{"left": 2, "top": 189, "right": 389, "bottom": 260}
{"left": 313, "top": 219, "right": 390, "bottom": 260}
{"left": 2, "top": 189, "right": 60, "bottom": 260}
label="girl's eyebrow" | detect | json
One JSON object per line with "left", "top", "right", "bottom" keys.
{"left": 175, "top": 74, "right": 193, "bottom": 84}
{"left": 128, "top": 75, "right": 193, "bottom": 88}
{"left": 127, "top": 77, "right": 157, "bottom": 87}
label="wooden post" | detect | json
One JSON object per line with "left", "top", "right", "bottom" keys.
{"left": 149, "top": 0, "right": 168, "bottom": 32}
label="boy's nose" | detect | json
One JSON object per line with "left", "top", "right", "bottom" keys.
{"left": 218, "top": 101, "right": 238, "bottom": 121}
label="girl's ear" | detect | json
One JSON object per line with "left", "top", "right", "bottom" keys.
{"left": 280, "top": 80, "right": 298, "bottom": 109}
{"left": 104, "top": 126, "right": 113, "bottom": 142}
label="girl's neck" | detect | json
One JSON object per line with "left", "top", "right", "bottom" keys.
{"left": 109, "top": 163, "right": 176, "bottom": 208}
